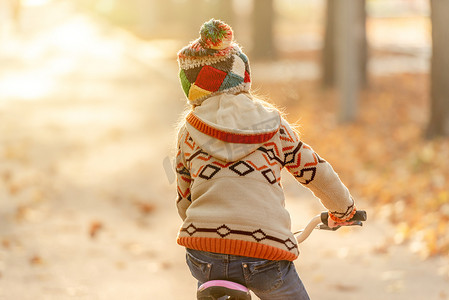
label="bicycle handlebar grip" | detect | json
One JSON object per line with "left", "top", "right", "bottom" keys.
{"left": 320, "top": 210, "right": 367, "bottom": 226}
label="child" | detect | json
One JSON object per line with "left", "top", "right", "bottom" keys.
{"left": 175, "top": 19, "right": 356, "bottom": 300}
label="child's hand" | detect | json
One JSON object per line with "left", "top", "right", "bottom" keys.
{"left": 327, "top": 216, "right": 355, "bottom": 228}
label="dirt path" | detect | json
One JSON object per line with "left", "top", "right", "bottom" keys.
{"left": 0, "top": 2, "right": 448, "bottom": 299}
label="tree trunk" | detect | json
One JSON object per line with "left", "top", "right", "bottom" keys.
{"left": 426, "top": 0, "right": 449, "bottom": 138}
{"left": 357, "top": 1, "right": 368, "bottom": 89}
{"left": 322, "top": 0, "right": 337, "bottom": 87}
{"left": 252, "top": 0, "right": 276, "bottom": 60}
{"left": 322, "top": 0, "right": 367, "bottom": 88}
{"left": 335, "top": 0, "right": 363, "bottom": 122}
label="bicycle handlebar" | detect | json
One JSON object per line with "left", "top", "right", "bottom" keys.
{"left": 319, "top": 210, "right": 367, "bottom": 231}
{"left": 294, "top": 210, "right": 367, "bottom": 243}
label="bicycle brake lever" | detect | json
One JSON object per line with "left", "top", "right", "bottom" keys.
{"left": 318, "top": 224, "right": 340, "bottom": 231}
{"left": 349, "top": 221, "right": 363, "bottom": 227}
{"left": 319, "top": 221, "right": 363, "bottom": 231}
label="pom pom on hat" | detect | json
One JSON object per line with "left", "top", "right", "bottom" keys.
{"left": 177, "top": 19, "right": 251, "bottom": 106}
{"left": 199, "top": 19, "right": 234, "bottom": 50}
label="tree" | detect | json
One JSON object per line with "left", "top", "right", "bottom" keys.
{"left": 322, "top": 0, "right": 337, "bottom": 88}
{"left": 322, "top": 0, "right": 368, "bottom": 89}
{"left": 252, "top": 0, "right": 276, "bottom": 60}
{"left": 332, "top": 0, "right": 367, "bottom": 122}
{"left": 426, "top": 0, "right": 449, "bottom": 138}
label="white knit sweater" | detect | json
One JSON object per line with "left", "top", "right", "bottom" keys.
{"left": 175, "top": 93, "right": 355, "bottom": 261}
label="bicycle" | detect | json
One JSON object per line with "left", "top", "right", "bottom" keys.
{"left": 196, "top": 210, "right": 367, "bottom": 300}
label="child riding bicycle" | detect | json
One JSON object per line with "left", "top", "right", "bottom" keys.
{"left": 174, "top": 19, "right": 356, "bottom": 300}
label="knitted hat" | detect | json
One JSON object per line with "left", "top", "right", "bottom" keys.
{"left": 178, "top": 19, "right": 251, "bottom": 106}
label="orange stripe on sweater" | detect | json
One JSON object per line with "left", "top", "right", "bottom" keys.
{"left": 177, "top": 237, "right": 297, "bottom": 261}
{"left": 212, "top": 161, "right": 233, "bottom": 168}
{"left": 262, "top": 154, "right": 277, "bottom": 166}
{"left": 246, "top": 160, "right": 268, "bottom": 171}
{"left": 186, "top": 113, "right": 279, "bottom": 144}
{"left": 304, "top": 153, "right": 318, "bottom": 167}
{"left": 191, "top": 165, "right": 204, "bottom": 178}
{"left": 177, "top": 186, "right": 190, "bottom": 198}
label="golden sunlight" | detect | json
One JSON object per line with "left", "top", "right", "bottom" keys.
{"left": 0, "top": 1, "right": 447, "bottom": 300}
{"left": 22, "top": 0, "right": 53, "bottom": 7}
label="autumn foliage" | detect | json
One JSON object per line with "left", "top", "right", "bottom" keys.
{"left": 265, "top": 73, "right": 449, "bottom": 257}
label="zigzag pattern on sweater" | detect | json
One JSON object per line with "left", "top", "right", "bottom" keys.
{"left": 177, "top": 127, "right": 327, "bottom": 190}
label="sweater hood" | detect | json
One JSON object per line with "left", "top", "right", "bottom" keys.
{"left": 185, "top": 93, "right": 281, "bottom": 162}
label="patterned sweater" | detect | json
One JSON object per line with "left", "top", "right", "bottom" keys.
{"left": 175, "top": 93, "right": 355, "bottom": 261}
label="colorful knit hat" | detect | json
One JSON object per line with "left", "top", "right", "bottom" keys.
{"left": 178, "top": 19, "right": 251, "bottom": 106}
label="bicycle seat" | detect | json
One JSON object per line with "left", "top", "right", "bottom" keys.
{"left": 197, "top": 280, "right": 251, "bottom": 300}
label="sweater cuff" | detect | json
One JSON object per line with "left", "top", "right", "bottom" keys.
{"left": 328, "top": 204, "right": 356, "bottom": 223}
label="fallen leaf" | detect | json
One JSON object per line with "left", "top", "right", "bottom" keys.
{"left": 89, "top": 221, "right": 103, "bottom": 239}
{"left": 30, "top": 255, "right": 43, "bottom": 266}
{"left": 15, "top": 205, "right": 28, "bottom": 221}
{"left": 9, "top": 183, "right": 20, "bottom": 195}
{"left": 2, "top": 170, "right": 12, "bottom": 183}
{"left": 333, "top": 283, "right": 359, "bottom": 292}
{"left": 116, "top": 261, "right": 126, "bottom": 270}
{"left": 2, "top": 239, "right": 10, "bottom": 249}
{"left": 134, "top": 201, "right": 156, "bottom": 215}
{"left": 160, "top": 261, "right": 172, "bottom": 270}
{"left": 372, "top": 243, "right": 390, "bottom": 255}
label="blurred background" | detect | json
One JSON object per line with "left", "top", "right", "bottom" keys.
{"left": 0, "top": 0, "right": 448, "bottom": 299}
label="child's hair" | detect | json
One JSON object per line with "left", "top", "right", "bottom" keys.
{"left": 246, "top": 92, "right": 287, "bottom": 119}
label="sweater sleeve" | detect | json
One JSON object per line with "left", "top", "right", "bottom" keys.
{"left": 280, "top": 119, "right": 355, "bottom": 221}
{"left": 175, "top": 126, "right": 192, "bottom": 221}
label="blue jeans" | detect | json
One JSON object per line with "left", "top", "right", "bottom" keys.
{"left": 186, "top": 248, "right": 310, "bottom": 300}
